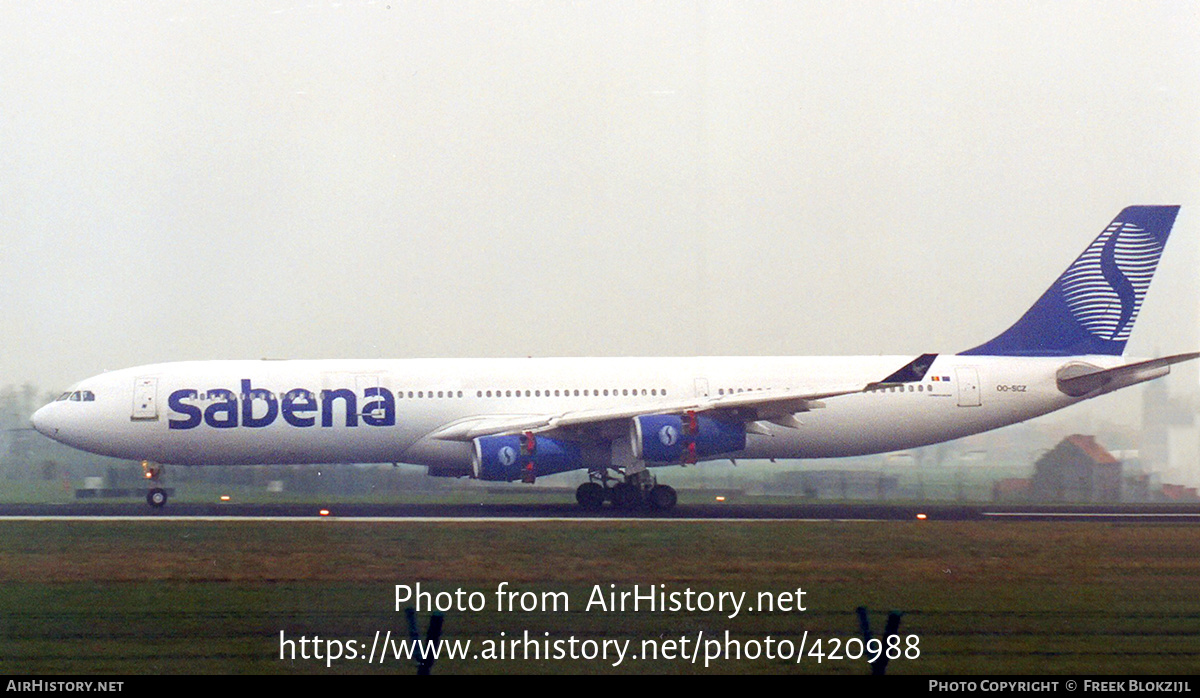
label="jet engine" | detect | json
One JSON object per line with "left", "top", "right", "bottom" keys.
{"left": 472, "top": 433, "right": 583, "bottom": 482}
{"left": 631, "top": 412, "right": 746, "bottom": 464}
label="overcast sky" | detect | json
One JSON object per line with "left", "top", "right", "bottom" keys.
{"left": 2, "top": 1, "right": 1197, "bottom": 396}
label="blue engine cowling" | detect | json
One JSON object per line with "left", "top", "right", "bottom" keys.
{"left": 632, "top": 413, "right": 747, "bottom": 463}
{"left": 472, "top": 434, "right": 583, "bottom": 481}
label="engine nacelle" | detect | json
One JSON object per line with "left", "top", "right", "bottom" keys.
{"left": 632, "top": 413, "right": 747, "bottom": 464}
{"left": 472, "top": 433, "right": 583, "bottom": 481}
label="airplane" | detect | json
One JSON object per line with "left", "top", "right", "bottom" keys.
{"left": 30, "top": 205, "right": 1197, "bottom": 510}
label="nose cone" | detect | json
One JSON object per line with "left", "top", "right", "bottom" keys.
{"left": 31, "top": 404, "right": 57, "bottom": 439}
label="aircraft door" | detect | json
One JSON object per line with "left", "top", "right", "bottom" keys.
{"left": 356, "top": 374, "right": 384, "bottom": 420}
{"left": 955, "top": 368, "right": 981, "bottom": 407}
{"left": 694, "top": 378, "right": 709, "bottom": 398}
{"left": 132, "top": 377, "right": 159, "bottom": 420}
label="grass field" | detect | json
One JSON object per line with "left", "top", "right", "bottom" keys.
{"left": 0, "top": 520, "right": 1197, "bottom": 674}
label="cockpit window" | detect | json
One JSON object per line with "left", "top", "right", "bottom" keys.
{"left": 56, "top": 392, "right": 71, "bottom": 401}
{"left": 62, "top": 390, "right": 96, "bottom": 402}
{"left": 81, "top": 390, "right": 95, "bottom": 401}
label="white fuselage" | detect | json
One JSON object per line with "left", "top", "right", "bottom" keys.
{"left": 30, "top": 354, "right": 1118, "bottom": 471}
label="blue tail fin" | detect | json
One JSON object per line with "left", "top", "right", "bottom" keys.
{"left": 961, "top": 205, "right": 1180, "bottom": 357}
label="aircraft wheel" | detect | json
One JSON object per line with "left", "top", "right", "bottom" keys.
{"left": 610, "top": 482, "right": 639, "bottom": 509}
{"left": 649, "top": 485, "right": 677, "bottom": 511}
{"left": 147, "top": 487, "right": 168, "bottom": 508}
{"left": 576, "top": 482, "right": 605, "bottom": 510}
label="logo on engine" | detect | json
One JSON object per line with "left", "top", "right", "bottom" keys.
{"left": 658, "top": 425, "right": 678, "bottom": 446}
{"left": 498, "top": 446, "right": 517, "bottom": 466}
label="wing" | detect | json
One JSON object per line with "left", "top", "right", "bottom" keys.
{"left": 426, "top": 353, "right": 938, "bottom": 443}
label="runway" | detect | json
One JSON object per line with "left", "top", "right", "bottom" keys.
{"left": 2, "top": 501, "right": 1199, "bottom": 522}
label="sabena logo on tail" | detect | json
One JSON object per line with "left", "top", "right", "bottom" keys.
{"left": 961, "top": 206, "right": 1180, "bottom": 357}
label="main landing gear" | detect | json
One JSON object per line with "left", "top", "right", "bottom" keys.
{"left": 142, "top": 461, "right": 168, "bottom": 508}
{"left": 575, "top": 468, "right": 677, "bottom": 512}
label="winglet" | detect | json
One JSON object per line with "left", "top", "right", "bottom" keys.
{"left": 871, "top": 353, "right": 938, "bottom": 386}
{"left": 962, "top": 206, "right": 1180, "bottom": 357}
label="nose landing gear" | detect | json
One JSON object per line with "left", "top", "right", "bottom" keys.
{"left": 142, "top": 461, "right": 168, "bottom": 508}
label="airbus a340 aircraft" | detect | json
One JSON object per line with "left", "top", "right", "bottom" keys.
{"left": 31, "top": 206, "right": 1197, "bottom": 509}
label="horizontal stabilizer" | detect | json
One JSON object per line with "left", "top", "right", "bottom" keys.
{"left": 1056, "top": 352, "right": 1200, "bottom": 397}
